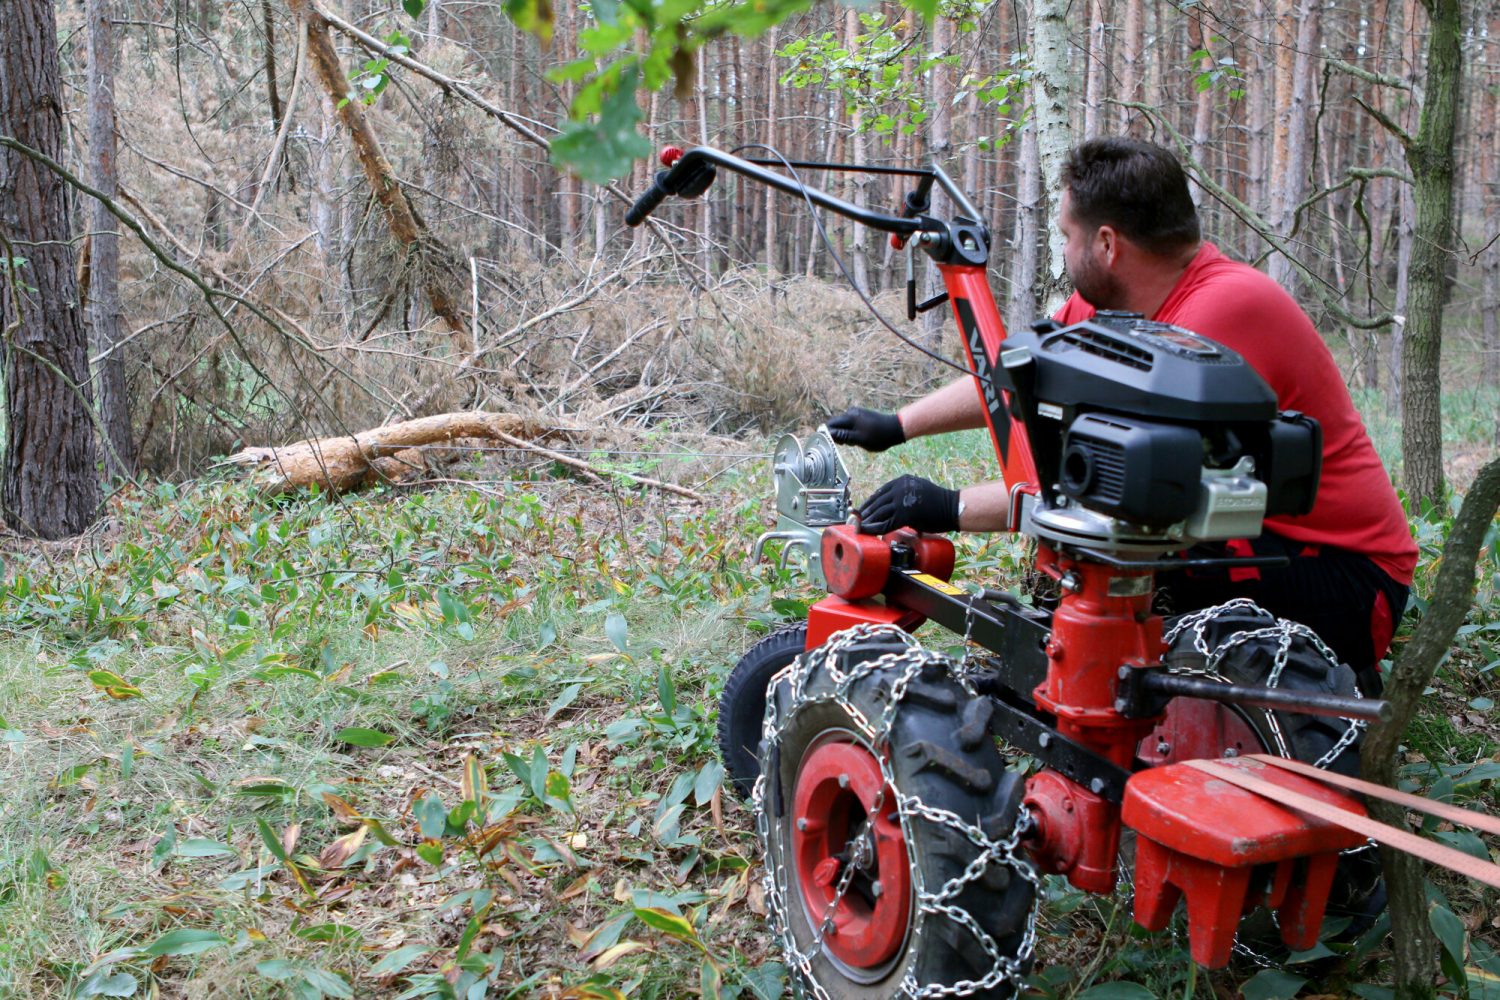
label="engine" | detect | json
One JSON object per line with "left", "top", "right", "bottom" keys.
{"left": 995, "top": 311, "right": 1320, "bottom": 552}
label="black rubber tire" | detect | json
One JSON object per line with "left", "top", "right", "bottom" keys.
{"left": 719, "top": 625, "right": 807, "bottom": 800}
{"left": 758, "top": 630, "right": 1035, "bottom": 998}
{"left": 1157, "top": 605, "right": 1384, "bottom": 932}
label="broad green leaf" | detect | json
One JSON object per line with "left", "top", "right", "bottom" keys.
{"left": 502, "top": 751, "right": 531, "bottom": 788}
{"left": 402, "top": 0, "right": 425, "bottom": 17}
{"left": 633, "top": 906, "right": 699, "bottom": 944}
{"left": 335, "top": 727, "right": 395, "bottom": 747}
{"left": 700, "top": 958, "right": 723, "bottom": 1000}
{"left": 530, "top": 745, "right": 548, "bottom": 802}
{"left": 1074, "top": 985, "right": 1158, "bottom": 1000}
{"left": 256, "top": 959, "right": 298, "bottom": 981}
{"left": 144, "top": 928, "right": 229, "bottom": 956}
{"left": 604, "top": 612, "right": 629, "bottom": 653}
{"left": 551, "top": 69, "right": 652, "bottom": 184}
{"left": 173, "top": 838, "right": 235, "bottom": 858}
{"left": 1239, "top": 969, "right": 1307, "bottom": 1000}
{"left": 545, "top": 770, "right": 574, "bottom": 813}
{"left": 256, "top": 818, "right": 289, "bottom": 861}
{"left": 300, "top": 967, "right": 354, "bottom": 998}
{"left": 75, "top": 967, "right": 139, "bottom": 998}
{"left": 415, "top": 795, "right": 448, "bottom": 840}
{"left": 1430, "top": 901, "right": 1469, "bottom": 965}
{"left": 693, "top": 761, "right": 723, "bottom": 806}
{"left": 152, "top": 826, "right": 178, "bottom": 870}
{"left": 547, "top": 682, "right": 583, "bottom": 720}
{"left": 370, "top": 944, "right": 431, "bottom": 977}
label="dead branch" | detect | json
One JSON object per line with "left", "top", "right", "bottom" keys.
{"left": 490, "top": 431, "right": 705, "bottom": 502}
{"left": 287, "top": 0, "right": 471, "bottom": 353}
{"left": 1326, "top": 58, "right": 1411, "bottom": 91}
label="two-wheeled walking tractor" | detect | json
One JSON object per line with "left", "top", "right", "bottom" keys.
{"left": 626, "top": 145, "right": 1400, "bottom": 998}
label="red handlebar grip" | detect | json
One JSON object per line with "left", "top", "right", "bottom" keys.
{"left": 660, "top": 146, "right": 684, "bottom": 167}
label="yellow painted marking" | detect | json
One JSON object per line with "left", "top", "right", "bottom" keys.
{"left": 909, "top": 572, "right": 963, "bottom": 596}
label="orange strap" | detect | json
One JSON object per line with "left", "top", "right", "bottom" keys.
{"left": 1181, "top": 758, "right": 1500, "bottom": 890}
{"left": 1248, "top": 754, "right": 1500, "bottom": 838}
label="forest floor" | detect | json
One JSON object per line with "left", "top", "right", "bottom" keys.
{"left": 0, "top": 401, "right": 1497, "bottom": 1000}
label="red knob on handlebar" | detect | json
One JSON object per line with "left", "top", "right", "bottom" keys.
{"left": 891, "top": 233, "right": 909, "bottom": 251}
{"left": 660, "top": 146, "right": 684, "bottom": 167}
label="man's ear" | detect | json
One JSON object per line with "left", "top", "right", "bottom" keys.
{"left": 1096, "top": 224, "right": 1120, "bottom": 265}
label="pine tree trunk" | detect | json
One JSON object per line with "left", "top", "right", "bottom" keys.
{"left": 1083, "top": 0, "right": 1108, "bottom": 139}
{"left": 85, "top": 0, "right": 134, "bottom": 478}
{"left": 1399, "top": 0, "right": 1461, "bottom": 510}
{"left": 0, "top": 0, "right": 103, "bottom": 537}
{"left": 764, "top": 27, "right": 779, "bottom": 272}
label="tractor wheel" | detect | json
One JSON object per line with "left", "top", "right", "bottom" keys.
{"left": 757, "top": 625, "right": 1037, "bottom": 999}
{"left": 1137, "top": 599, "right": 1384, "bottom": 932}
{"left": 719, "top": 624, "right": 808, "bottom": 801}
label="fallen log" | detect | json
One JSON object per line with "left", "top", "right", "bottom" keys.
{"left": 222, "top": 411, "right": 706, "bottom": 502}
{"left": 223, "top": 411, "right": 550, "bottom": 494}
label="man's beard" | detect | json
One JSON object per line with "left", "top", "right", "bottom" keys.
{"left": 1070, "top": 248, "right": 1126, "bottom": 311}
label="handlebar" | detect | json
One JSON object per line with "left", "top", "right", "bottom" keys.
{"left": 625, "top": 172, "right": 672, "bottom": 226}
{"left": 623, "top": 145, "right": 983, "bottom": 239}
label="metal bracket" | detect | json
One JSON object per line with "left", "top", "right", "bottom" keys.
{"left": 978, "top": 688, "right": 1132, "bottom": 803}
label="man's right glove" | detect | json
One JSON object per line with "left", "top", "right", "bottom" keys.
{"left": 857, "top": 474, "right": 961, "bottom": 534}
{"left": 826, "top": 407, "right": 905, "bottom": 452}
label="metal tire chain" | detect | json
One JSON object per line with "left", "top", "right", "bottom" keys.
{"left": 1160, "top": 599, "right": 1365, "bottom": 769}
{"left": 1157, "top": 598, "right": 1372, "bottom": 966}
{"left": 752, "top": 623, "right": 1042, "bottom": 999}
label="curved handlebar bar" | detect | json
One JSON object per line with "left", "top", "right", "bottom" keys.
{"left": 624, "top": 146, "right": 982, "bottom": 237}
{"left": 624, "top": 173, "right": 672, "bottom": 226}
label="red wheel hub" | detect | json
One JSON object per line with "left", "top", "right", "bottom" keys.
{"left": 1136, "top": 696, "right": 1266, "bottom": 768}
{"left": 791, "top": 738, "right": 911, "bottom": 970}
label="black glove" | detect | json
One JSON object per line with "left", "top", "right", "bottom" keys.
{"left": 826, "top": 407, "right": 906, "bottom": 453}
{"left": 857, "top": 475, "right": 961, "bottom": 534}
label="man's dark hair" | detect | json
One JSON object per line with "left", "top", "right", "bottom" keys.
{"left": 1061, "top": 138, "right": 1201, "bottom": 256}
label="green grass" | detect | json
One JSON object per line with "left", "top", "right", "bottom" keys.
{"left": 0, "top": 472, "right": 793, "bottom": 998}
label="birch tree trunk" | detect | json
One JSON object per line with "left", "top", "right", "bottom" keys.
{"left": 0, "top": 0, "right": 102, "bottom": 537}
{"left": 1009, "top": 123, "right": 1041, "bottom": 332}
{"left": 1030, "top": 0, "right": 1075, "bottom": 313}
{"left": 86, "top": 0, "right": 134, "bottom": 477}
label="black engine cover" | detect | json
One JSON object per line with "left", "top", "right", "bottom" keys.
{"left": 993, "top": 312, "right": 1320, "bottom": 528}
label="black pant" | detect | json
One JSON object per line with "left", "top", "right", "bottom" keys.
{"left": 1154, "top": 532, "right": 1409, "bottom": 696}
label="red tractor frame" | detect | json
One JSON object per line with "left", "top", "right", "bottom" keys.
{"left": 628, "top": 146, "right": 1391, "bottom": 997}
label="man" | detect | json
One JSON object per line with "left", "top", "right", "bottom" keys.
{"left": 829, "top": 137, "right": 1415, "bottom": 693}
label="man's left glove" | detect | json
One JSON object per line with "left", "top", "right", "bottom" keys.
{"left": 857, "top": 474, "right": 961, "bottom": 534}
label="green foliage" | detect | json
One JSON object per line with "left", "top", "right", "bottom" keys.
{"left": 775, "top": 5, "right": 1024, "bottom": 150}
{"left": 1187, "top": 41, "right": 1246, "bottom": 101}
{"left": 519, "top": 0, "right": 993, "bottom": 177}
{"left": 338, "top": 32, "right": 411, "bottom": 108}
